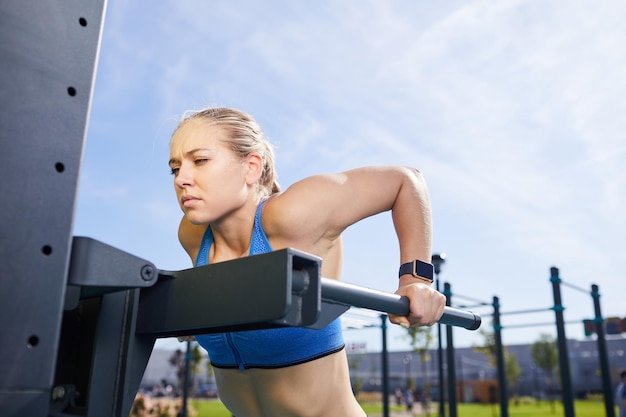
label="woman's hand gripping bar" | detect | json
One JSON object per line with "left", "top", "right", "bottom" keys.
{"left": 321, "top": 278, "right": 481, "bottom": 330}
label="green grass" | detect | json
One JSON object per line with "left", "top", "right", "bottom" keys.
{"left": 189, "top": 398, "right": 613, "bottom": 417}
{"left": 189, "top": 399, "right": 231, "bottom": 417}
{"left": 456, "top": 400, "right": 609, "bottom": 417}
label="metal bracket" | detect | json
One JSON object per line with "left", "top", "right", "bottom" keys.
{"left": 65, "top": 237, "right": 158, "bottom": 309}
{"left": 136, "top": 248, "right": 322, "bottom": 337}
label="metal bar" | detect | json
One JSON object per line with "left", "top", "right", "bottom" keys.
{"left": 321, "top": 278, "right": 482, "bottom": 330}
{"left": 499, "top": 307, "right": 553, "bottom": 316}
{"left": 381, "top": 315, "right": 390, "bottom": 417}
{"left": 501, "top": 321, "right": 560, "bottom": 329}
{"left": 455, "top": 303, "right": 491, "bottom": 309}
{"left": 494, "top": 319, "right": 585, "bottom": 330}
{"left": 444, "top": 283, "right": 458, "bottom": 417}
{"left": 137, "top": 249, "right": 322, "bottom": 337}
{"left": 449, "top": 293, "right": 491, "bottom": 305}
{"left": 182, "top": 341, "right": 191, "bottom": 417}
{"left": 436, "top": 277, "right": 445, "bottom": 417}
{"left": 86, "top": 290, "right": 154, "bottom": 417}
{"left": 493, "top": 296, "right": 509, "bottom": 417}
{"left": 561, "top": 280, "right": 591, "bottom": 294}
{"left": 592, "top": 284, "right": 615, "bottom": 417}
{"left": 550, "top": 267, "right": 575, "bottom": 417}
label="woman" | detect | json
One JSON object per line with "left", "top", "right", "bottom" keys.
{"left": 168, "top": 107, "right": 445, "bottom": 417}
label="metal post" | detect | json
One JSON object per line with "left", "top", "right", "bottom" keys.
{"left": 493, "top": 296, "right": 508, "bottom": 417}
{"left": 444, "top": 283, "right": 457, "bottom": 417}
{"left": 181, "top": 341, "right": 191, "bottom": 417}
{"left": 381, "top": 314, "right": 390, "bottom": 417}
{"left": 437, "top": 317, "right": 445, "bottom": 417}
{"left": 550, "top": 267, "right": 575, "bottom": 417}
{"left": 432, "top": 254, "right": 446, "bottom": 417}
{"left": 591, "top": 284, "right": 615, "bottom": 417}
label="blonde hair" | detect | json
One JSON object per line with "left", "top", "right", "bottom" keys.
{"left": 174, "top": 107, "right": 280, "bottom": 197}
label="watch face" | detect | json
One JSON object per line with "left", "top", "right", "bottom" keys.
{"left": 399, "top": 260, "right": 434, "bottom": 281}
{"left": 412, "top": 260, "right": 433, "bottom": 280}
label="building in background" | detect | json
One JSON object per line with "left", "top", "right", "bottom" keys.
{"left": 142, "top": 336, "right": 626, "bottom": 402}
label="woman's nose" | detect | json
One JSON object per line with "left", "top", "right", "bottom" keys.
{"left": 174, "top": 164, "right": 193, "bottom": 188}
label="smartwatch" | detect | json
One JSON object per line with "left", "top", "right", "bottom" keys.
{"left": 398, "top": 259, "right": 434, "bottom": 283}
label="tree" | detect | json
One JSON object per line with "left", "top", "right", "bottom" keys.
{"left": 169, "top": 349, "right": 185, "bottom": 396}
{"left": 530, "top": 333, "right": 558, "bottom": 411}
{"left": 189, "top": 343, "right": 203, "bottom": 394}
{"left": 405, "top": 325, "right": 433, "bottom": 413}
{"left": 205, "top": 353, "right": 215, "bottom": 382}
{"left": 474, "top": 328, "right": 522, "bottom": 404}
{"left": 473, "top": 328, "right": 497, "bottom": 366}
{"left": 505, "top": 353, "right": 522, "bottom": 404}
{"left": 169, "top": 343, "right": 204, "bottom": 397}
{"left": 348, "top": 354, "right": 364, "bottom": 395}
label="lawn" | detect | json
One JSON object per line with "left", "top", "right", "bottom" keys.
{"left": 188, "top": 399, "right": 230, "bottom": 416}
{"left": 455, "top": 400, "right": 608, "bottom": 417}
{"left": 188, "top": 398, "right": 613, "bottom": 417}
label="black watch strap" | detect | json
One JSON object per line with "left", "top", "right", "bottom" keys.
{"left": 399, "top": 259, "right": 434, "bottom": 283}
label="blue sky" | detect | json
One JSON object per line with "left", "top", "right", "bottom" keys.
{"left": 74, "top": 0, "right": 626, "bottom": 352}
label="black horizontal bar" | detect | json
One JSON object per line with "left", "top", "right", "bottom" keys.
{"left": 321, "top": 278, "right": 481, "bottom": 331}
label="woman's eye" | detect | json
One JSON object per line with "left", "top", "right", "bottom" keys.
{"left": 194, "top": 158, "right": 208, "bottom": 165}
{"left": 170, "top": 167, "right": 179, "bottom": 176}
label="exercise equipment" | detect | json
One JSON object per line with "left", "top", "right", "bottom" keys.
{"left": 59, "top": 237, "right": 482, "bottom": 417}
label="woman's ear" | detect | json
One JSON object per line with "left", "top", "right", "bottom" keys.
{"left": 245, "top": 152, "right": 264, "bottom": 185}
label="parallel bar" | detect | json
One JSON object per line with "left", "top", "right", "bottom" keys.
{"left": 137, "top": 249, "right": 322, "bottom": 337}
{"left": 321, "top": 278, "right": 481, "bottom": 330}
{"left": 561, "top": 279, "right": 591, "bottom": 294}
{"left": 51, "top": 245, "right": 480, "bottom": 417}
{"left": 499, "top": 307, "right": 553, "bottom": 316}
{"left": 449, "top": 293, "right": 491, "bottom": 305}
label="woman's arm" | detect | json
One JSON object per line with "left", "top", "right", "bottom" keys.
{"left": 266, "top": 166, "right": 430, "bottom": 247}
{"left": 264, "top": 166, "right": 445, "bottom": 327}
{"left": 177, "top": 215, "right": 207, "bottom": 265}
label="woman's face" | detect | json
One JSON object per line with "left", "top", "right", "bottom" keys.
{"left": 168, "top": 120, "right": 249, "bottom": 225}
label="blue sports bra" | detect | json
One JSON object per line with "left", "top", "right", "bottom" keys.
{"left": 194, "top": 200, "right": 345, "bottom": 369}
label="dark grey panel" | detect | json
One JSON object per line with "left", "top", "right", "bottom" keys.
{"left": 0, "top": 0, "right": 106, "bottom": 414}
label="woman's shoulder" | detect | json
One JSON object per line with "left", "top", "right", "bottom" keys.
{"left": 260, "top": 185, "right": 331, "bottom": 246}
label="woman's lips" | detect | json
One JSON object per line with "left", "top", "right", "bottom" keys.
{"left": 181, "top": 195, "right": 200, "bottom": 208}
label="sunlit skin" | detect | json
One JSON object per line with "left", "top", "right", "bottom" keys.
{"left": 169, "top": 119, "right": 446, "bottom": 417}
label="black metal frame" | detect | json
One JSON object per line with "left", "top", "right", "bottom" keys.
{"left": 0, "top": 2, "right": 480, "bottom": 416}
{"left": 1, "top": 1, "right": 107, "bottom": 416}
{"left": 54, "top": 240, "right": 481, "bottom": 417}
{"left": 49, "top": 243, "right": 325, "bottom": 417}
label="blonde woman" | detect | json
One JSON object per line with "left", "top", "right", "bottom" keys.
{"left": 168, "top": 107, "right": 445, "bottom": 417}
